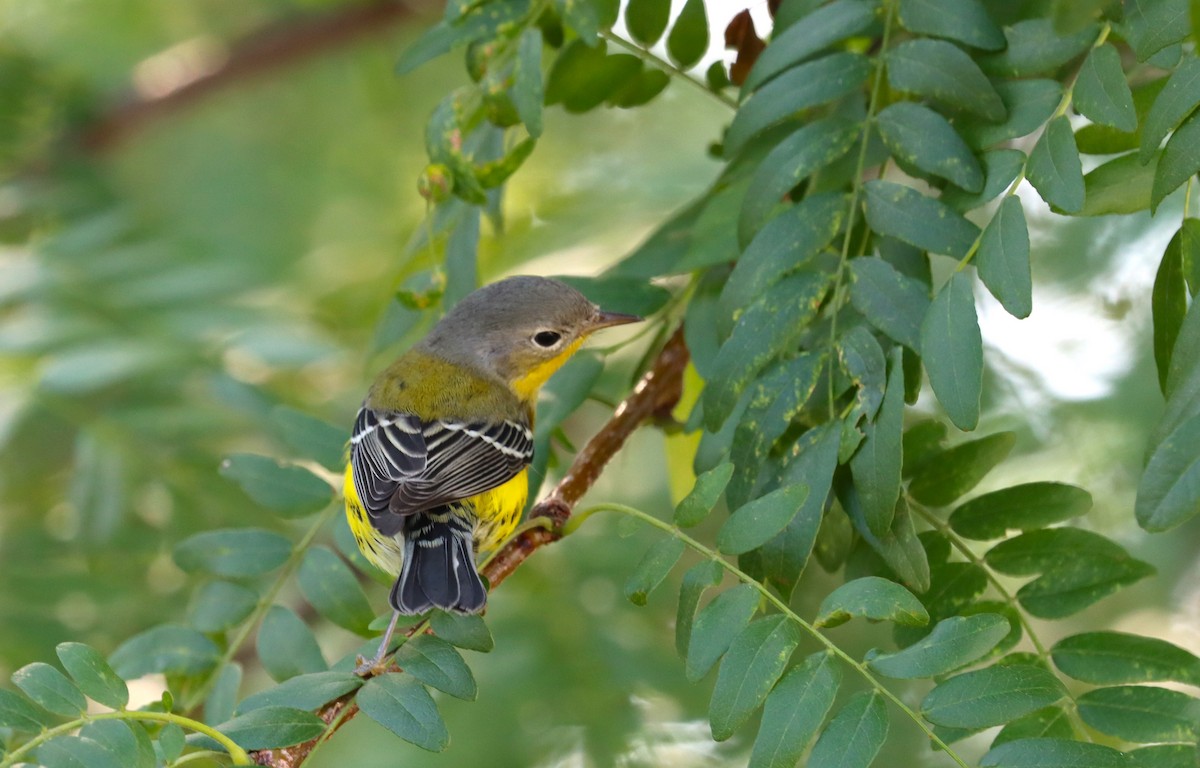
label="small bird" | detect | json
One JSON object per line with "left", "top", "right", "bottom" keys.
{"left": 344, "top": 275, "right": 640, "bottom": 667}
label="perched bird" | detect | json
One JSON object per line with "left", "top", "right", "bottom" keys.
{"left": 344, "top": 275, "right": 640, "bottom": 667}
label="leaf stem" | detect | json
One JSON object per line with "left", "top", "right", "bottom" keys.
{"left": 0, "top": 710, "right": 252, "bottom": 767}
{"left": 578, "top": 502, "right": 972, "bottom": 768}
{"left": 909, "top": 502, "right": 1093, "bottom": 741}
{"left": 600, "top": 30, "right": 738, "bottom": 110}
{"left": 183, "top": 504, "right": 340, "bottom": 713}
{"left": 826, "top": 0, "right": 896, "bottom": 418}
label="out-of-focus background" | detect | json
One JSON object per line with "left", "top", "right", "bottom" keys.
{"left": 0, "top": 1, "right": 1196, "bottom": 766}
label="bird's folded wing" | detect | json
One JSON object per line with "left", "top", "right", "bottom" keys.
{"left": 350, "top": 406, "right": 533, "bottom": 530}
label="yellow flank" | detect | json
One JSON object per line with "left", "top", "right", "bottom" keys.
{"left": 343, "top": 464, "right": 527, "bottom": 577}
{"left": 511, "top": 337, "right": 586, "bottom": 401}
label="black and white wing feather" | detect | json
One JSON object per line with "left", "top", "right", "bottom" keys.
{"left": 350, "top": 406, "right": 533, "bottom": 533}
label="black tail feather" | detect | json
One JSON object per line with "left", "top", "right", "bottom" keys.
{"left": 391, "top": 507, "right": 486, "bottom": 615}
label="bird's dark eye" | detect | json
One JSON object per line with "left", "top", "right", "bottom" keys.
{"left": 533, "top": 331, "right": 562, "bottom": 348}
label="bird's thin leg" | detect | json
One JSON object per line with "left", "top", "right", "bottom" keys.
{"left": 355, "top": 609, "right": 401, "bottom": 676}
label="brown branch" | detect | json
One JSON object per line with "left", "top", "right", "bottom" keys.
{"left": 249, "top": 328, "right": 689, "bottom": 767}
{"left": 79, "top": 0, "right": 419, "bottom": 152}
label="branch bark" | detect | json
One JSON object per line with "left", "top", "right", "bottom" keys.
{"left": 250, "top": 327, "right": 689, "bottom": 767}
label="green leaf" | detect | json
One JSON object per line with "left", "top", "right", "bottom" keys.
{"left": 839, "top": 325, "right": 887, "bottom": 425}
{"left": 675, "top": 178, "right": 747, "bottom": 272}
{"left": 753, "top": 422, "right": 840, "bottom": 596}
{"left": 983, "top": 738, "right": 1130, "bottom": 768}
{"left": 864, "top": 181, "right": 980, "bottom": 260}
{"left": 869, "top": 614, "right": 1010, "bottom": 679}
{"left": 849, "top": 257, "right": 929, "bottom": 351}
{"left": 12, "top": 662, "right": 86, "bottom": 717}
{"left": 985, "top": 528, "right": 1132, "bottom": 576}
{"left": 676, "top": 560, "right": 725, "bottom": 658}
{"left": 298, "top": 546, "right": 375, "bottom": 636}
{"left": 897, "top": 0, "right": 1004, "bottom": 50}
{"left": 1152, "top": 108, "right": 1200, "bottom": 212}
{"left": 1151, "top": 295, "right": 1200, "bottom": 452}
{"left": 739, "top": 119, "right": 858, "bottom": 242}
{"left": 741, "top": 0, "right": 879, "bottom": 92}
{"left": 674, "top": 462, "right": 734, "bottom": 527}
{"left": 978, "top": 19, "right": 1097, "bottom": 77}
{"left": 686, "top": 583, "right": 760, "bottom": 682}
{"left": 512, "top": 28, "right": 544, "bottom": 138}
{"left": 560, "top": 0, "right": 604, "bottom": 43}
{"left": 187, "top": 580, "right": 258, "bottom": 633}
{"left": 55, "top": 642, "right": 128, "bottom": 711}
{"left": 625, "top": 0, "right": 669, "bottom": 45}
{"left": 959, "top": 79, "right": 1062, "bottom": 148}
{"left": 977, "top": 197, "right": 1031, "bottom": 319}
{"left": 666, "top": 0, "right": 707, "bottom": 68}
{"left": 608, "top": 67, "right": 669, "bottom": 107}
{"left": 807, "top": 691, "right": 888, "bottom": 768}
{"left": 949, "top": 482, "right": 1093, "bottom": 540}
{"left": 850, "top": 348, "right": 904, "bottom": 535}
{"left": 216, "top": 705, "right": 327, "bottom": 750}
{"left": 1025, "top": 117, "right": 1084, "bottom": 214}
{"left": 555, "top": 274, "right": 671, "bottom": 317}
{"left": 886, "top": 39, "right": 1005, "bottom": 121}
{"left": 1073, "top": 44, "right": 1136, "bottom": 131}
{"left": 902, "top": 419, "right": 947, "bottom": 477}
{"left": 1052, "top": 631, "right": 1200, "bottom": 686}
{"left": 709, "top": 616, "right": 801, "bottom": 740}
{"left": 205, "top": 662, "right": 241, "bottom": 725}
{"left": 442, "top": 205, "right": 477, "bottom": 307}
{"left": 396, "top": 0, "right": 529, "bottom": 74}
{"left": 624, "top": 536, "right": 686, "bottom": 604}
{"left": 992, "top": 707, "right": 1074, "bottom": 747}
{"left": 725, "top": 52, "right": 871, "bottom": 157}
{"left": 395, "top": 636, "right": 477, "bottom": 701}
{"left": 79, "top": 721, "right": 154, "bottom": 768}
{"left": 1136, "top": 413, "right": 1200, "bottom": 531}
{"left": 257, "top": 605, "right": 327, "bottom": 682}
{"left": 921, "top": 272, "right": 984, "bottom": 430}
{"left": 174, "top": 528, "right": 293, "bottom": 578}
{"left": 159, "top": 723, "right": 184, "bottom": 762}
{"left": 0, "top": 688, "right": 52, "bottom": 731}
{"left": 877, "top": 102, "right": 983, "bottom": 191}
{"left": 545, "top": 41, "right": 641, "bottom": 113}
{"left": 1142, "top": 55, "right": 1200, "bottom": 163}
{"left": 726, "top": 192, "right": 846, "bottom": 315}
{"left": 748, "top": 651, "right": 841, "bottom": 768}
{"left": 1129, "top": 745, "right": 1198, "bottom": 768}
{"left": 1154, "top": 227, "right": 1189, "bottom": 392}
{"left": 1181, "top": 218, "right": 1200, "bottom": 298}
{"left": 943, "top": 149, "right": 1025, "bottom": 213}
{"left": 358, "top": 674, "right": 449, "bottom": 752}
{"left": 717, "top": 483, "right": 809, "bottom": 555}
{"left": 814, "top": 575, "right": 928, "bottom": 628}
{"left": 1124, "top": 0, "right": 1189, "bottom": 61}
{"left": 1078, "top": 685, "right": 1200, "bottom": 742}
{"left": 908, "top": 432, "right": 1016, "bottom": 506}
{"left": 1081, "top": 150, "right": 1159, "bottom": 216}
{"left": 36, "top": 735, "right": 125, "bottom": 768}
{"left": 429, "top": 611, "right": 494, "bottom": 652}
{"left": 701, "top": 268, "right": 832, "bottom": 431}
{"left": 847, "top": 495, "right": 931, "bottom": 592}
{"left": 219, "top": 453, "right": 332, "bottom": 517}
{"left": 108, "top": 625, "right": 220, "bottom": 679}
{"left": 270, "top": 406, "right": 346, "bottom": 472}
{"left": 922, "top": 665, "right": 1067, "bottom": 728}
{"left": 238, "top": 671, "right": 362, "bottom": 714}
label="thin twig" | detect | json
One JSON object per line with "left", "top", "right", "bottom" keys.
{"left": 248, "top": 328, "right": 690, "bottom": 767}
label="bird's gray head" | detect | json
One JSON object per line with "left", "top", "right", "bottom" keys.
{"left": 420, "top": 276, "right": 640, "bottom": 391}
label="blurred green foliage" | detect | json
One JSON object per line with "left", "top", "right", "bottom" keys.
{"left": 2, "top": 1, "right": 1200, "bottom": 767}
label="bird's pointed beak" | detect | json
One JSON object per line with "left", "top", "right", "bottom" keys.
{"left": 589, "top": 309, "right": 643, "bottom": 331}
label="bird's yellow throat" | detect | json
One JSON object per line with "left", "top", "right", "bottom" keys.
{"left": 510, "top": 336, "right": 586, "bottom": 401}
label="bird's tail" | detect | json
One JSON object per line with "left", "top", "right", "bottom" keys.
{"left": 391, "top": 506, "right": 487, "bottom": 615}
